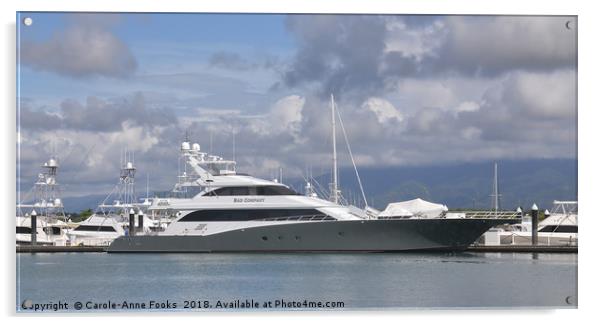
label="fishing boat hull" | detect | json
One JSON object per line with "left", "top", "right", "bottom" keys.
{"left": 108, "top": 218, "right": 518, "bottom": 253}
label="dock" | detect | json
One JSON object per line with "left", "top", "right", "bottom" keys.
{"left": 17, "top": 245, "right": 107, "bottom": 253}
{"left": 467, "top": 245, "right": 577, "bottom": 253}
{"left": 17, "top": 245, "right": 577, "bottom": 253}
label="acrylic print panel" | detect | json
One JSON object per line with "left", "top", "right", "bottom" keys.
{"left": 16, "top": 12, "right": 577, "bottom": 312}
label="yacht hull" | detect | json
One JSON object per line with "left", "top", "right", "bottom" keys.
{"left": 108, "top": 218, "right": 517, "bottom": 253}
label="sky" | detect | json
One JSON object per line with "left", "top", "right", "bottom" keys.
{"left": 16, "top": 13, "right": 577, "bottom": 197}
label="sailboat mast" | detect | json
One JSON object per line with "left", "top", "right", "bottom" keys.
{"left": 331, "top": 94, "right": 339, "bottom": 204}
{"left": 492, "top": 162, "right": 499, "bottom": 213}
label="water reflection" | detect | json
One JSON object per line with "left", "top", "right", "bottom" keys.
{"left": 17, "top": 252, "right": 577, "bottom": 310}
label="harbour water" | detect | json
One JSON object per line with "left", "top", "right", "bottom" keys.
{"left": 16, "top": 252, "right": 577, "bottom": 311}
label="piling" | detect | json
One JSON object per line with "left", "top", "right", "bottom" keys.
{"left": 30, "top": 210, "right": 37, "bottom": 245}
{"left": 531, "top": 203, "right": 539, "bottom": 246}
{"left": 129, "top": 209, "right": 136, "bottom": 236}
{"left": 138, "top": 210, "right": 144, "bottom": 232}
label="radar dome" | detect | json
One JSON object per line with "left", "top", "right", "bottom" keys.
{"left": 192, "top": 143, "right": 200, "bottom": 151}
{"left": 181, "top": 142, "right": 191, "bottom": 150}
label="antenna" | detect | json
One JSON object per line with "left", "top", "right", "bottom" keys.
{"left": 232, "top": 127, "right": 236, "bottom": 162}
{"left": 330, "top": 94, "right": 339, "bottom": 204}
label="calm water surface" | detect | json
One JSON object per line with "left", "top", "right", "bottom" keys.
{"left": 16, "top": 252, "right": 577, "bottom": 311}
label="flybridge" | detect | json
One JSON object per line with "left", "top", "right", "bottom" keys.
{"left": 179, "top": 140, "right": 237, "bottom": 178}
{"left": 174, "top": 140, "right": 283, "bottom": 190}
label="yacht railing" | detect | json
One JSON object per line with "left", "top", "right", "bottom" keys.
{"left": 259, "top": 215, "right": 336, "bottom": 222}
{"left": 377, "top": 211, "right": 521, "bottom": 220}
{"left": 460, "top": 211, "right": 522, "bottom": 219}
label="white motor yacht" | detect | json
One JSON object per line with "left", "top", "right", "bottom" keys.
{"left": 498, "top": 201, "right": 577, "bottom": 246}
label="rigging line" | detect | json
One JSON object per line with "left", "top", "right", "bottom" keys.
{"left": 53, "top": 142, "right": 97, "bottom": 193}
{"left": 334, "top": 101, "right": 368, "bottom": 208}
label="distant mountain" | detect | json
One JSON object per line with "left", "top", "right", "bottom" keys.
{"left": 61, "top": 194, "right": 108, "bottom": 214}
{"left": 292, "top": 159, "right": 577, "bottom": 211}
{"left": 61, "top": 159, "right": 576, "bottom": 213}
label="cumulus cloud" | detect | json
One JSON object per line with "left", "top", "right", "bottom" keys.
{"left": 21, "top": 13, "right": 137, "bottom": 78}
{"left": 437, "top": 16, "right": 577, "bottom": 76}
{"left": 361, "top": 97, "right": 403, "bottom": 124}
{"left": 282, "top": 15, "right": 576, "bottom": 101}
{"left": 284, "top": 15, "right": 394, "bottom": 100}
{"left": 265, "top": 95, "right": 306, "bottom": 139}
{"left": 401, "top": 69, "right": 576, "bottom": 147}
{"left": 21, "top": 93, "right": 177, "bottom": 132}
{"left": 501, "top": 69, "right": 576, "bottom": 120}
{"left": 17, "top": 15, "right": 578, "bottom": 199}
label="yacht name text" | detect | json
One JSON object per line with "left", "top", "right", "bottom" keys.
{"left": 233, "top": 198, "right": 265, "bottom": 203}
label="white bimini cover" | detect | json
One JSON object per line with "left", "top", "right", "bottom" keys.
{"left": 379, "top": 198, "right": 448, "bottom": 218}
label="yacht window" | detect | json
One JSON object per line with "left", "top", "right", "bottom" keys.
{"left": 179, "top": 209, "right": 327, "bottom": 222}
{"left": 73, "top": 225, "right": 117, "bottom": 232}
{"left": 257, "top": 186, "right": 297, "bottom": 195}
{"left": 203, "top": 185, "right": 297, "bottom": 196}
{"left": 16, "top": 226, "right": 32, "bottom": 234}
{"left": 43, "top": 227, "right": 61, "bottom": 235}
{"left": 539, "top": 225, "right": 578, "bottom": 233}
{"left": 231, "top": 187, "right": 249, "bottom": 195}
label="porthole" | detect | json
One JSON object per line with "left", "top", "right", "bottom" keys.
{"left": 261, "top": 236, "right": 268, "bottom": 241}
{"left": 295, "top": 235, "right": 300, "bottom": 241}
{"left": 277, "top": 235, "right": 283, "bottom": 240}
{"left": 338, "top": 232, "right": 345, "bottom": 237}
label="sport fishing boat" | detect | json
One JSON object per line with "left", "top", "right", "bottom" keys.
{"left": 108, "top": 96, "right": 518, "bottom": 252}
{"left": 16, "top": 157, "right": 69, "bottom": 246}
{"left": 498, "top": 201, "right": 577, "bottom": 246}
{"left": 68, "top": 152, "right": 154, "bottom": 246}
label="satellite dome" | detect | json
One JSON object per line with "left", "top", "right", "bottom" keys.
{"left": 181, "top": 142, "right": 191, "bottom": 150}
{"left": 48, "top": 158, "right": 58, "bottom": 167}
{"left": 192, "top": 143, "right": 200, "bottom": 151}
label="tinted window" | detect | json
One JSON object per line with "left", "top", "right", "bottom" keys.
{"left": 231, "top": 187, "right": 249, "bottom": 195}
{"left": 74, "top": 225, "right": 117, "bottom": 232}
{"left": 44, "top": 227, "right": 61, "bottom": 235}
{"left": 539, "top": 225, "right": 578, "bottom": 233}
{"left": 258, "top": 186, "right": 297, "bottom": 195}
{"left": 204, "top": 186, "right": 297, "bottom": 196}
{"left": 16, "top": 226, "right": 32, "bottom": 234}
{"left": 179, "top": 209, "right": 326, "bottom": 222}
